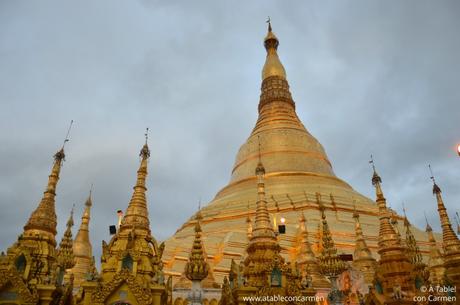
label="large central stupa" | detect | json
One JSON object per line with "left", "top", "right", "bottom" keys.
{"left": 162, "top": 24, "right": 431, "bottom": 283}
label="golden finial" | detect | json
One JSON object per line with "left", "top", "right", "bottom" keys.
{"left": 429, "top": 164, "right": 442, "bottom": 194}
{"left": 68, "top": 203, "right": 75, "bottom": 227}
{"left": 140, "top": 128, "right": 150, "bottom": 159}
{"left": 86, "top": 183, "right": 93, "bottom": 206}
{"left": 262, "top": 17, "right": 286, "bottom": 80}
{"left": 144, "top": 127, "right": 149, "bottom": 144}
{"left": 369, "top": 154, "right": 382, "bottom": 185}
{"left": 424, "top": 211, "right": 432, "bottom": 232}
{"left": 62, "top": 120, "right": 74, "bottom": 149}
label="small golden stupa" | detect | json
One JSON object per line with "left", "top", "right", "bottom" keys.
{"left": 70, "top": 191, "right": 94, "bottom": 289}
{"left": 78, "top": 137, "right": 170, "bottom": 305}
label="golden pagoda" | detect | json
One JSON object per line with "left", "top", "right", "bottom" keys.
{"left": 70, "top": 191, "right": 94, "bottom": 289}
{"left": 0, "top": 144, "right": 73, "bottom": 305}
{"left": 77, "top": 137, "right": 169, "bottom": 305}
{"left": 161, "top": 20, "right": 432, "bottom": 287}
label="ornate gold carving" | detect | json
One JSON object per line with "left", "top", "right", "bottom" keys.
{"left": 0, "top": 268, "right": 39, "bottom": 304}
{"left": 91, "top": 269, "right": 153, "bottom": 305}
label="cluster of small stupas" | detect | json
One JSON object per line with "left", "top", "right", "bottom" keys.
{"left": 1, "top": 22, "right": 460, "bottom": 305}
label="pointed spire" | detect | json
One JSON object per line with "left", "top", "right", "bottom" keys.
{"left": 317, "top": 196, "right": 346, "bottom": 277}
{"left": 120, "top": 129, "right": 151, "bottom": 231}
{"left": 297, "top": 211, "right": 330, "bottom": 288}
{"left": 57, "top": 206, "right": 75, "bottom": 270}
{"left": 368, "top": 156, "right": 415, "bottom": 300}
{"left": 252, "top": 137, "right": 275, "bottom": 238}
{"left": 73, "top": 187, "right": 93, "bottom": 256}
{"left": 352, "top": 203, "right": 376, "bottom": 285}
{"left": 24, "top": 121, "right": 73, "bottom": 236}
{"left": 262, "top": 18, "right": 286, "bottom": 81}
{"left": 403, "top": 206, "right": 426, "bottom": 282}
{"left": 428, "top": 166, "right": 460, "bottom": 288}
{"left": 298, "top": 212, "right": 316, "bottom": 260}
{"left": 369, "top": 156, "right": 400, "bottom": 248}
{"left": 71, "top": 188, "right": 94, "bottom": 288}
{"left": 425, "top": 217, "right": 446, "bottom": 285}
{"left": 403, "top": 205, "right": 423, "bottom": 265}
{"left": 246, "top": 202, "right": 253, "bottom": 240}
{"left": 352, "top": 204, "right": 374, "bottom": 261}
{"left": 424, "top": 212, "right": 432, "bottom": 232}
{"left": 429, "top": 165, "right": 460, "bottom": 254}
{"left": 185, "top": 209, "right": 209, "bottom": 281}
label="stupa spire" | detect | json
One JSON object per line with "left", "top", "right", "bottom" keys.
{"left": 369, "top": 156, "right": 400, "bottom": 247}
{"left": 246, "top": 202, "right": 253, "bottom": 240}
{"left": 351, "top": 205, "right": 377, "bottom": 286}
{"left": 402, "top": 205, "right": 427, "bottom": 285}
{"left": 243, "top": 138, "right": 283, "bottom": 287}
{"left": 317, "top": 197, "right": 346, "bottom": 278}
{"left": 297, "top": 211, "right": 330, "bottom": 289}
{"left": 425, "top": 216, "right": 446, "bottom": 286}
{"left": 185, "top": 210, "right": 209, "bottom": 282}
{"left": 252, "top": 138, "right": 274, "bottom": 237}
{"left": 402, "top": 205, "right": 423, "bottom": 266}
{"left": 57, "top": 206, "right": 75, "bottom": 270}
{"left": 75, "top": 187, "right": 92, "bottom": 241}
{"left": 369, "top": 157, "right": 415, "bottom": 303}
{"left": 429, "top": 166, "right": 460, "bottom": 253}
{"left": 121, "top": 128, "right": 151, "bottom": 231}
{"left": 71, "top": 187, "right": 94, "bottom": 288}
{"left": 429, "top": 165, "right": 460, "bottom": 287}
{"left": 24, "top": 121, "right": 73, "bottom": 236}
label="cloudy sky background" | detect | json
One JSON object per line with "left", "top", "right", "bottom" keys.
{"left": 1, "top": 1, "right": 459, "bottom": 262}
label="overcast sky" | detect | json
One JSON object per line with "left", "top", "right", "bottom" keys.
{"left": 1, "top": 1, "right": 459, "bottom": 262}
